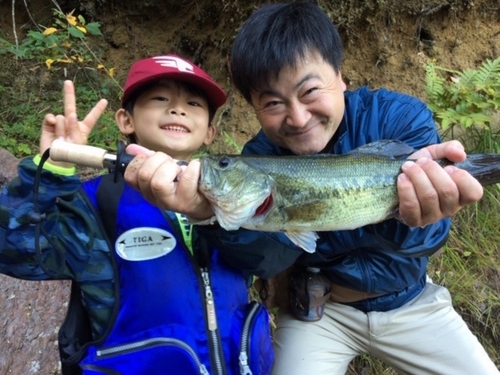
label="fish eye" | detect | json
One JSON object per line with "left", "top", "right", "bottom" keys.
{"left": 218, "top": 156, "right": 231, "bottom": 168}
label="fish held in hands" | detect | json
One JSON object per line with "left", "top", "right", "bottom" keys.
{"left": 197, "top": 140, "right": 500, "bottom": 253}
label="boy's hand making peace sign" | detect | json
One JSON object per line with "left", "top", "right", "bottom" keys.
{"left": 40, "top": 80, "right": 108, "bottom": 168}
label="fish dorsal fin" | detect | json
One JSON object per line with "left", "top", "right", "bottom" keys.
{"left": 348, "top": 140, "right": 414, "bottom": 159}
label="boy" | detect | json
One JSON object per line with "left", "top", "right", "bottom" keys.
{"left": 0, "top": 54, "right": 274, "bottom": 375}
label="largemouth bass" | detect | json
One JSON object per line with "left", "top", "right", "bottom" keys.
{"left": 197, "top": 140, "right": 500, "bottom": 253}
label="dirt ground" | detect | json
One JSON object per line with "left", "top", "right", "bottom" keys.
{"left": 0, "top": 0, "right": 499, "bottom": 373}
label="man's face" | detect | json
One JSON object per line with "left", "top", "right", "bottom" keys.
{"left": 250, "top": 52, "right": 346, "bottom": 155}
{"left": 120, "top": 80, "right": 214, "bottom": 160}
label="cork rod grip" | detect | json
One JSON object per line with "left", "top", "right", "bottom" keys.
{"left": 49, "top": 139, "right": 108, "bottom": 168}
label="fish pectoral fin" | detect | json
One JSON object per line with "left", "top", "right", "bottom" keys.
{"left": 285, "top": 231, "right": 318, "bottom": 253}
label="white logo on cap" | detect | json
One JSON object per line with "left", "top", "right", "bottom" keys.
{"left": 153, "top": 56, "right": 194, "bottom": 74}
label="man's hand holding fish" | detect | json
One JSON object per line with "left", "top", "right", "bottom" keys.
{"left": 398, "top": 139, "right": 483, "bottom": 227}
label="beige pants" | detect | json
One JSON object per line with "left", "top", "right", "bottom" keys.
{"left": 272, "top": 282, "right": 499, "bottom": 375}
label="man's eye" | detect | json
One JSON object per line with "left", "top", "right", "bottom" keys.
{"left": 264, "top": 100, "right": 281, "bottom": 108}
{"left": 304, "top": 87, "right": 318, "bottom": 96}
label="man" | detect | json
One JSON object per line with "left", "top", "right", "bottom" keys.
{"left": 124, "top": 3, "right": 498, "bottom": 374}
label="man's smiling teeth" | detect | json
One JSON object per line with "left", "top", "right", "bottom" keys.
{"left": 162, "top": 125, "right": 188, "bottom": 132}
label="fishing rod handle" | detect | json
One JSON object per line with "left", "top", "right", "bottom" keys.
{"left": 49, "top": 139, "right": 109, "bottom": 168}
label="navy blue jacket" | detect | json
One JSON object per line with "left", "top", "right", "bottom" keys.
{"left": 200, "top": 87, "right": 450, "bottom": 312}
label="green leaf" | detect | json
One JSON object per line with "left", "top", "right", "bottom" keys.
{"left": 68, "top": 26, "right": 85, "bottom": 38}
{"left": 441, "top": 117, "right": 451, "bottom": 130}
{"left": 78, "top": 15, "right": 86, "bottom": 25}
{"left": 86, "top": 22, "right": 102, "bottom": 36}
{"left": 28, "top": 31, "right": 45, "bottom": 41}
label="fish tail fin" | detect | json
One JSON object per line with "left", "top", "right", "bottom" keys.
{"left": 457, "top": 154, "right": 500, "bottom": 186}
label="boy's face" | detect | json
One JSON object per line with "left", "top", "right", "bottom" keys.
{"left": 117, "top": 80, "right": 215, "bottom": 160}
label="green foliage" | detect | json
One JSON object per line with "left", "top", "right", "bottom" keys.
{"left": 0, "top": 7, "right": 122, "bottom": 159}
{"left": 75, "top": 84, "right": 122, "bottom": 151}
{"left": 0, "top": 79, "right": 119, "bottom": 158}
{"left": 419, "top": 58, "right": 500, "bottom": 369}
{"left": 425, "top": 57, "right": 500, "bottom": 127}
{"left": 425, "top": 57, "right": 500, "bottom": 152}
{"left": 222, "top": 131, "right": 243, "bottom": 154}
{"left": 428, "top": 187, "right": 500, "bottom": 365}
{"left": 0, "top": 8, "right": 112, "bottom": 76}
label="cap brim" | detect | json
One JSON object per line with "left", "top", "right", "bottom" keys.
{"left": 122, "top": 71, "right": 226, "bottom": 110}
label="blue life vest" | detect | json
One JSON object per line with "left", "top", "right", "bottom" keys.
{"left": 77, "top": 175, "right": 274, "bottom": 375}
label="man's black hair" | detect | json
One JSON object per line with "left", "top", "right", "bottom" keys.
{"left": 123, "top": 81, "right": 216, "bottom": 144}
{"left": 230, "top": 2, "right": 343, "bottom": 103}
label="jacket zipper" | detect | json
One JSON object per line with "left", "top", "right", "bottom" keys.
{"left": 238, "top": 301, "right": 261, "bottom": 375}
{"left": 201, "top": 266, "right": 226, "bottom": 375}
{"left": 94, "top": 337, "right": 209, "bottom": 374}
{"left": 168, "top": 211, "right": 227, "bottom": 375}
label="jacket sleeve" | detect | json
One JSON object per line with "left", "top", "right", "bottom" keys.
{"left": 0, "top": 157, "right": 100, "bottom": 280}
{"left": 364, "top": 218, "right": 450, "bottom": 257}
{"left": 378, "top": 93, "right": 451, "bottom": 257}
{"left": 198, "top": 225, "right": 303, "bottom": 279}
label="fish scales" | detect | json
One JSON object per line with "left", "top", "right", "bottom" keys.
{"left": 237, "top": 154, "right": 402, "bottom": 231}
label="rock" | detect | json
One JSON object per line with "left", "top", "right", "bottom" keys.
{"left": 0, "top": 148, "right": 19, "bottom": 187}
{"left": 0, "top": 148, "right": 68, "bottom": 375}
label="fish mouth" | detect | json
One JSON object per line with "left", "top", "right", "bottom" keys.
{"left": 254, "top": 194, "right": 273, "bottom": 216}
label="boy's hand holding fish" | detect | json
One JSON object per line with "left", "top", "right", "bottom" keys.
{"left": 124, "top": 143, "right": 215, "bottom": 221}
{"left": 124, "top": 140, "right": 485, "bottom": 231}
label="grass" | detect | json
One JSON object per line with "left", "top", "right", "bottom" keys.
{"left": 429, "top": 187, "right": 500, "bottom": 365}
{"left": 0, "top": 68, "right": 121, "bottom": 157}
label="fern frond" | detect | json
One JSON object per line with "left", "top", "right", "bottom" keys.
{"left": 476, "top": 57, "right": 500, "bottom": 83}
{"left": 425, "top": 63, "right": 445, "bottom": 100}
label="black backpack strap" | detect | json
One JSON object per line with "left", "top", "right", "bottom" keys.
{"left": 96, "top": 173, "right": 126, "bottom": 240}
{"left": 59, "top": 282, "right": 93, "bottom": 375}
{"left": 59, "top": 174, "right": 124, "bottom": 375}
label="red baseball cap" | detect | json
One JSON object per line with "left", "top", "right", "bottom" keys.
{"left": 122, "top": 54, "right": 227, "bottom": 110}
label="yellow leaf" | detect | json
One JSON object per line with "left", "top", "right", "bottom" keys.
{"left": 109, "top": 67, "right": 116, "bottom": 77}
{"left": 43, "top": 27, "right": 58, "bottom": 35}
{"left": 97, "top": 64, "right": 104, "bottom": 69}
{"left": 66, "top": 13, "right": 77, "bottom": 26}
{"left": 62, "top": 42, "right": 71, "bottom": 48}
{"left": 45, "top": 59, "right": 54, "bottom": 69}
{"left": 57, "top": 58, "right": 73, "bottom": 64}
{"left": 77, "top": 56, "right": 83, "bottom": 62}
{"left": 76, "top": 26, "right": 87, "bottom": 34}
